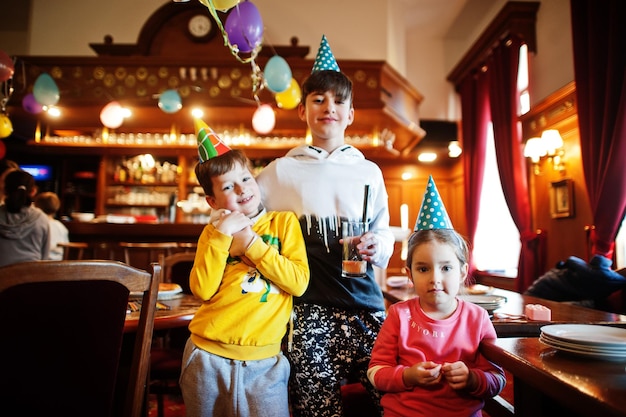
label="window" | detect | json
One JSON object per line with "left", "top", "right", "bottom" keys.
{"left": 616, "top": 217, "right": 626, "bottom": 269}
{"left": 518, "top": 44, "right": 530, "bottom": 114}
{"left": 472, "top": 125, "right": 521, "bottom": 276}
{"left": 472, "top": 44, "right": 529, "bottom": 277}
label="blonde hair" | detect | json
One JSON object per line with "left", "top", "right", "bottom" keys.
{"left": 35, "top": 191, "right": 61, "bottom": 215}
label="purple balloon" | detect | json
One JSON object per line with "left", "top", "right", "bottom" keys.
{"left": 225, "top": 1, "right": 264, "bottom": 53}
{"left": 22, "top": 93, "right": 44, "bottom": 114}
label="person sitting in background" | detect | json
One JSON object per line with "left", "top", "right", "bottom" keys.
{"left": 525, "top": 254, "right": 626, "bottom": 313}
{"left": 34, "top": 191, "right": 69, "bottom": 261}
{"left": 0, "top": 159, "right": 19, "bottom": 204}
{"left": 0, "top": 170, "right": 50, "bottom": 267}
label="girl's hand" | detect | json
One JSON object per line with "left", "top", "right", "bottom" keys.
{"left": 403, "top": 361, "right": 442, "bottom": 387}
{"left": 441, "top": 361, "right": 473, "bottom": 390}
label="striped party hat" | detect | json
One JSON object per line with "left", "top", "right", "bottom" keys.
{"left": 414, "top": 175, "right": 454, "bottom": 230}
{"left": 312, "top": 35, "right": 340, "bottom": 72}
{"left": 195, "top": 119, "right": 231, "bottom": 162}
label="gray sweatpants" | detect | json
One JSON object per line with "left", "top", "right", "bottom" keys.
{"left": 179, "top": 338, "right": 291, "bottom": 417}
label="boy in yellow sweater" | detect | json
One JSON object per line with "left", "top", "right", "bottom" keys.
{"left": 179, "top": 120, "right": 310, "bottom": 417}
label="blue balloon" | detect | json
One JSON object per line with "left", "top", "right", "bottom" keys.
{"left": 264, "top": 56, "right": 292, "bottom": 93}
{"left": 224, "top": 1, "right": 263, "bottom": 53}
{"left": 33, "top": 73, "right": 60, "bottom": 106}
{"left": 158, "top": 89, "right": 182, "bottom": 114}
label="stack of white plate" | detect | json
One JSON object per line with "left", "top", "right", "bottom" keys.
{"left": 540, "top": 324, "right": 626, "bottom": 361}
{"left": 386, "top": 276, "right": 412, "bottom": 288}
{"left": 458, "top": 294, "right": 507, "bottom": 312}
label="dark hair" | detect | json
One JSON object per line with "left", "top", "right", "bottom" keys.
{"left": 194, "top": 149, "right": 252, "bottom": 197}
{"left": 0, "top": 159, "right": 19, "bottom": 175}
{"left": 301, "top": 70, "right": 353, "bottom": 106}
{"left": 34, "top": 191, "right": 61, "bottom": 215}
{"left": 4, "top": 170, "right": 36, "bottom": 213}
{"left": 406, "top": 229, "right": 470, "bottom": 270}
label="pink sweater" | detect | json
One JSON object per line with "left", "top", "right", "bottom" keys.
{"left": 368, "top": 298, "right": 506, "bottom": 417}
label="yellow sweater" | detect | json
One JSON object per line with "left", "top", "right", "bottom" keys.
{"left": 189, "top": 210, "right": 309, "bottom": 360}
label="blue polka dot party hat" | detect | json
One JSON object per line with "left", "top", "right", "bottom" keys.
{"left": 195, "top": 118, "right": 231, "bottom": 162}
{"left": 414, "top": 175, "right": 454, "bottom": 230}
{"left": 312, "top": 34, "right": 340, "bottom": 72}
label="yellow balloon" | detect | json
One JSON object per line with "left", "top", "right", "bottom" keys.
{"left": 275, "top": 78, "right": 301, "bottom": 110}
{"left": 0, "top": 114, "right": 13, "bottom": 139}
{"left": 210, "top": 0, "right": 239, "bottom": 12}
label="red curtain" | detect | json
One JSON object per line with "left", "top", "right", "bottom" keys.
{"left": 459, "top": 70, "right": 490, "bottom": 274}
{"left": 571, "top": 0, "right": 626, "bottom": 260}
{"left": 487, "top": 37, "right": 542, "bottom": 293}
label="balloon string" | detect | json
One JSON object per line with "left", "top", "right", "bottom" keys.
{"left": 250, "top": 60, "right": 265, "bottom": 104}
{"left": 198, "top": 0, "right": 262, "bottom": 65}
{"left": 1, "top": 78, "right": 13, "bottom": 113}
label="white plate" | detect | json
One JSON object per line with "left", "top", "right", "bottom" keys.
{"left": 131, "top": 283, "right": 183, "bottom": 300}
{"left": 540, "top": 333, "right": 626, "bottom": 354}
{"left": 464, "top": 284, "right": 494, "bottom": 295}
{"left": 386, "top": 276, "right": 411, "bottom": 288}
{"left": 458, "top": 294, "right": 507, "bottom": 312}
{"left": 540, "top": 336, "right": 626, "bottom": 361}
{"left": 541, "top": 324, "right": 626, "bottom": 348}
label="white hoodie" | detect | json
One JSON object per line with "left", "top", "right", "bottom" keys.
{"left": 257, "top": 144, "right": 394, "bottom": 310}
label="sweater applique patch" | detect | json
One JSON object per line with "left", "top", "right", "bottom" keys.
{"left": 260, "top": 233, "right": 281, "bottom": 253}
{"left": 240, "top": 268, "right": 279, "bottom": 302}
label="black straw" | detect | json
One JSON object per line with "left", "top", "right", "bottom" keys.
{"left": 362, "top": 184, "right": 370, "bottom": 224}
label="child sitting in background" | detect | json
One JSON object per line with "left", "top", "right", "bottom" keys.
{"left": 34, "top": 191, "right": 69, "bottom": 261}
{"left": 368, "top": 176, "right": 505, "bottom": 417}
{"left": 0, "top": 170, "right": 50, "bottom": 267}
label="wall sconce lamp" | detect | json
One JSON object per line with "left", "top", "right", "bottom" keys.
{"left": 523, "top": 129, "right": 565, "bottom": 175}
{"left": 448, "top": 140, "right": 462, "bottom": 158}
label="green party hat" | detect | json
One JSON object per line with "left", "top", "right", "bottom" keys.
{"left": 312, "top": 35, "right": 340, "bottom": 72}
{"left": 195, "top": 118, "right": 231, "bottom": 162}
{"left": 414, "top": 175, "right": 454, "bottom": 230}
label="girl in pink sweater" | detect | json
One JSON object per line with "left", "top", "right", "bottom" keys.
{"left": 368, "top": 227, "right": 506, "bottom": 417}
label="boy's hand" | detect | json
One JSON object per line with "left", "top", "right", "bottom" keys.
{"left": 230, "top": 226, "right": 257, "bottom": 262}
{"left": 357, "top": 231, "right": 379, "bottom": 262}
{"left": 215, "top": 211, "right": 253, "bottom": 236}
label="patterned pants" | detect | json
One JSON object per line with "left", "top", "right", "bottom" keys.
{"left": 287, "top": 303, "right": 385, "bottom": 417}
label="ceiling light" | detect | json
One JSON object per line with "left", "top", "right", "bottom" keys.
{"left": 191, "top": 107, "right": 204, "bottom": 119}
{"left": 46, "top": 106, "right": 61, "bottom": 117}
{"left": 417, "top": 152, "right": 437, "bottom": 163}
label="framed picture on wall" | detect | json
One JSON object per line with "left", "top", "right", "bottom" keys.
{"left": 550, "top": 179, "right": 575, "bottom": 219}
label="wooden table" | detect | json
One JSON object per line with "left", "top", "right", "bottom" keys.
{"left": 481, "top": 337, "right": 626, "bottom": 417}
{"left": 383, "top": 287, "right": 626, "bottom": 337}
{"left": 124, "top": 293, "right": 201, "bottom": 332}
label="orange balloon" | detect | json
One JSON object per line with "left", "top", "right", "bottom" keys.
{"left": 275, "top": 78, "right": 301, "bottom": 110}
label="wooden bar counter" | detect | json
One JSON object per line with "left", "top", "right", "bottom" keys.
{"left": 65, "top": 221, "right": 204, "bottom": 267}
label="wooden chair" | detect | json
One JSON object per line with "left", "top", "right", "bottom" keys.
{"left": 150, "top": 251, "right": 197, "bottom": 417}
{"left": 58, "top": 241, "right": 89, "bottom": 260}
{"left": 160, "top": 251, "right": 196, "bottom": 292}
{"left": 0, "top": 260, "right": 160, "bottom": 417}
{"left": 120, "top": 241, "right": 179, "bottom": 270}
